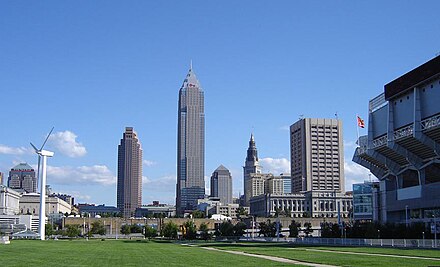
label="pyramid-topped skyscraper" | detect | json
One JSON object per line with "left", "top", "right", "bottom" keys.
{"left": 176, "top": 64, "right": 205, "bottom": 215}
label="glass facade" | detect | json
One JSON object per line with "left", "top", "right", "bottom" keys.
{"left": 353, "top": 182, "right": 375, "bottom": 220}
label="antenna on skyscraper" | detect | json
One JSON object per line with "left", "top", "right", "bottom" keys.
{"left": 190, "top": 59, "right": 193, "bottom": 70}
{"left": 335, "top": 112, "right": 339, "bottom": 119}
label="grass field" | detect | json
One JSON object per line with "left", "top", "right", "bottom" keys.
{"left": 0, "top": 240, "right": 291, "bottom": 267}
{"left": 203, "top": 242, "right": 440, "bottom": 267}
{"left": 2, "top": 239, "right": 440, "bottom": 266}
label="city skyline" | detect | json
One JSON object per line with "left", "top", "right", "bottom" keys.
{"left": 1, "top": 1, "right": 440, "bottom": 206}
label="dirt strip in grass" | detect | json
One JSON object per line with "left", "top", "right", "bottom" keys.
{"left": 289, "top": 248, "right": 440, "bottom": 261}
{"left": 200, "top": 246, "right": 338, "bottom": 267}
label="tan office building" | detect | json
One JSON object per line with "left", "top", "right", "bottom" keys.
{"left": 290, "top": 118, "right": 344, "bottom": 193}
{"left": 117, "top": 127, "right": 143, "bottom": 218}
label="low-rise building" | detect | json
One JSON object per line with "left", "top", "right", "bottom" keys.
{"left": 78, "top": 204, "right": 120, "bottom": 217}
{"left": 0, "top": 185, "right": 20, "bottom": 215}
{"left": 353, "top": 181, "right": 379, "bottom": 221}
{"left": 19, "top": 193, "right": 71, "bottom": 216}
{"left": 0, "top": 214, "right": 39, "bottom": 233}
{"left": 250, "top": 191, "right": 352, "bottom": 218}
{"left": 134, "top": 201, "right": 176, "bottom": 218}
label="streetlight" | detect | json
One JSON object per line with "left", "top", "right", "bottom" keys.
{"left": 422, "top": 231, "right": 425, "bottom": 247}
{"left": 377, "top": 229, "right": 380, "bottom": 239}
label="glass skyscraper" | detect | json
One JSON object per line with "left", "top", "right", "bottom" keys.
{"left": 176, "top": 65, "right": 205, "bottom": 215}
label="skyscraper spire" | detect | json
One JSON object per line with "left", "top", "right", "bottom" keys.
{"left": 190, "top": 59, "right": 193, "bottom": 71}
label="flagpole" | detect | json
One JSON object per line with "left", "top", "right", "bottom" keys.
{"left": 356, "top": 114, "right": 360, "bottom": 147}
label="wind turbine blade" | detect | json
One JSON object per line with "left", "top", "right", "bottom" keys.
{"left": 30, "top": 142, "right": 39, "bottom": 152}
{"left": 40, "top": 127, "right": 54, "bottom": 150}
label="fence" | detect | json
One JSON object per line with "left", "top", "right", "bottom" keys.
{"left": 239, "top": 237, "right": 440, "bottom": 249}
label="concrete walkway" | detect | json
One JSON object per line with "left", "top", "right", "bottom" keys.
{"left": 290, "top": 248, "right": 440, "bottom": 261}
{"left": 200, "top": 246, "right": 338, "bottom": 267}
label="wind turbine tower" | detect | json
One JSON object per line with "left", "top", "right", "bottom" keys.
{"left": 31, "top": 127, "right": 54, "bottom": 241}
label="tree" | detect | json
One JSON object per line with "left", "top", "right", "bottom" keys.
{"left": 191, "top": 210, "right": 205, "bottom": 219}
{"left": 183, "top": 221, "right": 197, "bottom": 240}
{"left": 233, "top": 222, "right": 247, "bottom": 237}
{"left": 258, "top": 220, "right": 276, "bottom": 237}
{"left": 121, "top": 224, "right": 131, "bottom": 235}
{"left": 161, "top": 221, "right": 178, "bottom": 239}
{"left": 216, "top": 221, "right": 234, "bottom": 237}
{"left": 236, "top": 207, "right": 248, "bottom": 219}
{"left": 303, "top": 222, "right": 313, "bottom": 237}
{"left": 289, "top": 220, "right": 301, "bottom": 237}
{"left": 130, "top": 224, "right": 143, "bottom": 233}
{"left": 198, "top": 223, "right": 211, "bottom": 240}
{"left": 45, "top": 224, "right": 54, "bottom": 237}
{"left": 65, "top": 224, "right": 81, "bottom": 238}
{"left": 91, "top": 221, "right": 106, "bottom": 235}
{"left": 144, "top": 225, "right": 157, "bottom": 239}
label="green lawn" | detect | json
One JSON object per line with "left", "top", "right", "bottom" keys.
{"left": 3, "top": 240, "right": 440, "bottom": 266}
{"left": 202, "top": 243, "right": 440, "bottom": 267}
{"left": 0, "top": 240, "right": 291, "bottom": 267}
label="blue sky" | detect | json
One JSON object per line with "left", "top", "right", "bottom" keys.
{"left": 1, "top": 1, "right": 439, "bottom": 206}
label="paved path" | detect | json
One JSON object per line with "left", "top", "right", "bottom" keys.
{"left": 290, "top": 248, "right": 440, "bottom": 261}
{"left": 199, "top": 246, "right": 338, "bottom": 267}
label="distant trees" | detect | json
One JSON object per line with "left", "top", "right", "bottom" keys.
{"left": 215, "top": 221, "right": 247, "bottom": 237}
{"left": 182, "top": 221, "right": 197, "bottom": 239}
{"left": 216, "top": 221, "right": 235, "bottom": 237}
{"left": 320, "top": 222, "right": 341, "bottom": 238}
{"left": 191, "top": 210, "right": 205, "bottom": 219}
{"left": 121, "top": 224, "right": 131, "bottom": 236}
{"left": 161, "top": 221, "right": 178, "bottom": 239}
{"left": 65, "top": 224, "right": 81, "bottom": 238}
{"left": 258, "top": 220, "right": 277, "bottom": 237}
{"left": 45, "top": 224, "right": 54, "bottom": 237}
{"left": 91, "top": 221, "right": 106, "bottom": 235}
{"left": 288, "top": 220, "right": 301, "bottom": 238}
{"left": 236, "top": 207, "right": 248, "bottom": 219}
{"left": 144, "top": 225, "right": 157, "bottom": 239}
{"left": 303, "top": 222, "right": 313, "bottom": 237}
{"left": 198, "top": 223, "right": 211, "bottom": 240}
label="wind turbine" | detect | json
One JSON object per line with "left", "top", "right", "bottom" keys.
{"left": 30, "top": 127, "right": 55, "bottom": 241}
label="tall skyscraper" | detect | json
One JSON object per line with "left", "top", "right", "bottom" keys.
{"left": 176, "top": 65, "right": 205, "bottom": 215}
{"left": 210, "top": 165, "right": 232, "bottom": 205}
{"left": 243, "top": 134, "right": 262, "bottom": 206}
{"left": 117, "top": 127, "right": 143, "bottom": 218}
{"left": 7, "top": 163, "right": 37, "bottom": 193}
{"left": 290, "top": 118, "right": 344, "bottom": 193}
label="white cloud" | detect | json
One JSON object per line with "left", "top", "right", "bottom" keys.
{"left": 344, "top": 160, "right": 373, "bottom": 191}
{"left": 260, "top": 157, "right": 290, "bottom": 174}
{"left": 143, "top": 160, "right": 157, "bottom": 167}
{"left": 279, "top": 125, "right": 290, "bottom": 131}
{"left": 344, "top": 140, "right": 357, "bottom": 149}
{"left": 61, "top": 191, "right": 92, "bottom": 202}
{"left": 47, "top": 165, "right": 116, "bottom": 186}
{"left": 142, "top": 175, "right": 176, "bottom": 204}
{"left": 0, "top": 144, "right": 32, "bottom": 155}
{"left": 49, "top": 131, "right": 87, "bottom": 158}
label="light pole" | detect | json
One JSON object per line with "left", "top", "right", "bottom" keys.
{"left": 434, "top": 214, "right": 437, "bottom": 248}
{"left": 405, "top": 205, "right": 409, "bottom": 227}
{"left": 422, "top": 231, "right": 425, "bottom": 247}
